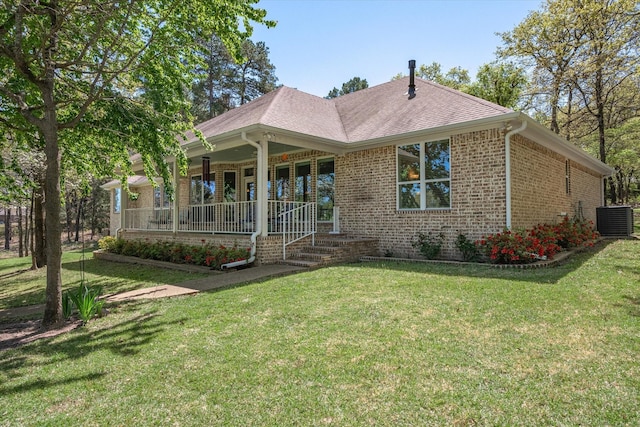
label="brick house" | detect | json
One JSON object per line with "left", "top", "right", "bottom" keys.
{"left": 103, "top": 76, "right": 613, "bottom": 265}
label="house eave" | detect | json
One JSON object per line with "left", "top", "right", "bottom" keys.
{"left": 519, "top": 116, "right": 614, "bottom": 177}
{"left": 342, "top": 112, "right": 522, "bottom": 151}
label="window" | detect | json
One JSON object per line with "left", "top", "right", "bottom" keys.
{"left": 317, "top": 158, "right": 334, "bottom": 221}
{"left": 190, "top": 174, "right": 215, "bottom": 205}
{"left": 397, "top": 139, "right": 450, "bottom": 210}
{"left": 223, "top": 171, "right": 236, "bottom": 202}
{"left": 113, "top": 188, "right": 121, "bottom": 214}
{"left": 154, "top": 185, "right": 171, "bottom": 209}
{"left": 295, "top": 162, "right": 311, "bottom": 202}
{"left": 275, "top": 165, "right": 289, "bottom": 200}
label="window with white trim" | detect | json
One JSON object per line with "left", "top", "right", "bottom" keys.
{"left": 397, "top": 139, "right": 450, "bottom": 210}
{"left": 154, "top": 185, "right": 171, "bottom": 209}
{"left": 190, "top": 174, "right": 216, "bottom": 205}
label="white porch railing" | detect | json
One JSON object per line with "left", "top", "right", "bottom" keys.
{"left": 124, "top": 207, "right": 172, "bottom": 230}
{"left": 278, "top": 202, "right": 316, "bottom": 260}
{"left": 124, "top": 201, "right": 316, "bottom": 239}
{"left": 177, "top": 201, "right": 256, "bottom": 234}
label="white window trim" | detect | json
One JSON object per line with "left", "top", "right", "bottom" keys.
{"left": 396, "top": 139, "right": 451, "bottom": 211}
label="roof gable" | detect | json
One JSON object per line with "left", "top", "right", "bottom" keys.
{"left": 192, "top": 77, "right": 513, "bottom": 144}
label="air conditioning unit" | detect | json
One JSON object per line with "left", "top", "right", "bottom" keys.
{"left": 596, "top": 206, "right": 634, "bottom": 236}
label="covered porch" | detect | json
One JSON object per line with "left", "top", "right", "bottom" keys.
{"left": 111, "top": 129, "right": 345, "bottom": 262}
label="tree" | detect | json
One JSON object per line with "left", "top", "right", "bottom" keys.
{"left": 326, "top": 77, "right": 369, "bottom": 99}
{"left": 466, "top": 62, "right": 528, "bottom": 109}
{"left": 0, "top": 0, "right": 274, "bottom": 326}
{"left": 191, "top": 37, "right": 278, "bottom": 122}
{"left": 416, "top": 62, "right": 471, "bottom": 90}
{"left": 499, "top": 0, "right": 640, "bottom": 203}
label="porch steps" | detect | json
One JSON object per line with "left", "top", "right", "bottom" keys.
{"left": 283, "top": 234, "right": 378, "bottom": 268}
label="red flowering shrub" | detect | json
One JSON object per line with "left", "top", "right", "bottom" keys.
{"left": 478, "top": 229, "right": 561, "bottom": 264}
{"left": 476, "top": 217, "right": 599, "bottom": 265}
{"left": 204, "top": 245, "right": 251, "bottom": 269}
{"left": 553, "top": 216, "right": 600, "bottom": 248}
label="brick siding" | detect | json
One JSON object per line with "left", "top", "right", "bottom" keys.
{"left": 510, "top": 134, "right": 602, "bottom": 227}
{"left": 334, "top": 129, "right": 507, "bottom": 259}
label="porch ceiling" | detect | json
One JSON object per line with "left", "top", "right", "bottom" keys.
{"left": 194, "top": 141, "right": 302, "bottom": 164}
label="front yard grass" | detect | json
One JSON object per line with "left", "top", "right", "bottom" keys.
{"left": 0, "top": 248, "right": 208, "bottom": 310}
{"left": 0, "top": 239, "right": 638, "bottom": 425}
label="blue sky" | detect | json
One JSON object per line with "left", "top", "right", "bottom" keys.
{"left": 250, "top": 0, "right": 541, "bottom": 97}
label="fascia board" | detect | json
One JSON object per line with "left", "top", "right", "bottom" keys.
{"left": 520, "top": 117, "right": 614, "bottom": 177}
{"left": 342, "top": 112, "right": 522, "bottom": 152}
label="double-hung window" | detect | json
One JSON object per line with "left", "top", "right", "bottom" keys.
{"left": 397, "top": 139, "right": 450, "bottom": 210}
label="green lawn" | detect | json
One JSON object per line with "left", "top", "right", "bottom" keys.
{"left": 0, "top": 247, "right": 207, "bottom": 310}
{"left": 1, "top": 239, "right": 639, "bottom": 426}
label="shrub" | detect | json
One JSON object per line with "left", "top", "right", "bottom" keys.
{"left": 456, "top": 234, "right": 481, "bottom": 262}
{"left": 477, "top": 229, "right": 562, "bottom": 264}
{"left": 98, "top": 236, "right": 117, "bottom": 251}
{"left": 412, "top": 232, "right": 444, "bottom": 260}
{"left": 205, "top": 245, "right": 252, "bottom": 269}
{"left": 98, "top": 238, "right": 250, "bottom": 270}
{"left": 476, "top": 217, "right": 599, "bottom": 265}
{"left": 554, "top": 216, "right": 600, "bottom": 248}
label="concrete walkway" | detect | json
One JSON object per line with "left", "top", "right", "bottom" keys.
{"left": 0, "top": 264, "right": 305, "bottom": 322}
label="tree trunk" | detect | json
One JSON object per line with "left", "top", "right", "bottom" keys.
{"left": 24, "top": 197, "right": 30, "bottom": 257}
{"left": 42, "top": 93, "right": 64, "bottom": 327}
{"left": 4, "top": 208, "right": 11, "bottom": 250}
{"left": 18, "top": 205, "right": 23, "bottom": 257}
{"left": 33, "top": 185, "right": 46, "bottom": 268}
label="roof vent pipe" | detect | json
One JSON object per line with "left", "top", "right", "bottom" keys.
{"left": 408, "top": 59, "right": 416, "bottom": 99}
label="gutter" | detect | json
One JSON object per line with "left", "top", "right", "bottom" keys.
{"left": 504, "top": 118, "right": 527, "bottom": 229}
{"left": 220, "top": 131, "right": 261, "bottom": 269}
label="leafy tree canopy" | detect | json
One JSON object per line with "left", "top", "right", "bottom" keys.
{"left": 326, "top": 76, "right": 369, "bottom": 99}
{"left": 0, "top": 0, "right": 275, "bottom": 325}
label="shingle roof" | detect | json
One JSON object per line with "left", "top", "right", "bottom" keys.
{"left": 334, "top": 77, "right": 513, "bottom": 141}
{"left": 192, "top": 77, "right": 513, "bottom": 144}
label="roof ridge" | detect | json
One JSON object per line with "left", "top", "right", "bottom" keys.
{"left": 258, "top": 85, "right": 288, "bottom": 124}
{"left": 328, "top": 94, "right": 350, "bottom": 142}
{"left": 415, "top": 77, "right": 512, "bottom": 113}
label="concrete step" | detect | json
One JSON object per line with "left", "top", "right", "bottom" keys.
{"left": 290, "top": 252, "right": 334, "bottom": 262}
{"left": 282, "top": 259, "right": 322, "bottom": 268}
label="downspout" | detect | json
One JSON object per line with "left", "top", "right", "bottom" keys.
{"left": 220, "top": 131, "right": 261, "bottom": 269}
{"left": 504, "top": 119, "right": 527, "bottom": 229}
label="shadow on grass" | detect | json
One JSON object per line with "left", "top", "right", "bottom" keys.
{"left": 359, "top": 239, "right": 616, "bottom": 284}
{"left": 0, "top": 301, "right": 186, "bottom": 396}
{"left": 0, "top": 372, "right": 108, "bottom": 397}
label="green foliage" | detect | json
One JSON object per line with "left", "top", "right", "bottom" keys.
{"left": 455, "top": 234, "right": 481, "bottom": 262}
{"left": 411, "top": 232, "right": 444, "bottom": 259}
{"left": 0, "top": 0, "right": 275, "bottom": 325}
{"left": 465, "top": 62, "right": 527, "bottom": 108}
{"left": 326, "top": 77, "right": 369, "bottom": 99}
{"left": 67, "top": 283, "right": 104, "bottom": 324}
{"left": 101, "top": 238, "right": 250, "bottom": 270}
{"left": 62, "top": 291, "right": 73, "bottom": 320}
{"left": 98, "top": 236, "right": 117, "bottom": 252}
{"left": 192, "top": 37, "right": 278, "bottom": 121}
{"left": 477, "top": 217, "right": 599, "bottom": 264}
{"left": 417, "top": 62, "right": 471, "bottom": 90}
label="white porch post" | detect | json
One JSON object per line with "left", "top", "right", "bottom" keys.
{"left": 120, "top": 185, "right": 128, "bottom": 233}
{"left": 171, "top": 160, "right": 180, "bottom": 233}
{"left": 259, "top": 140, "right": 269, "bottom": 237}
